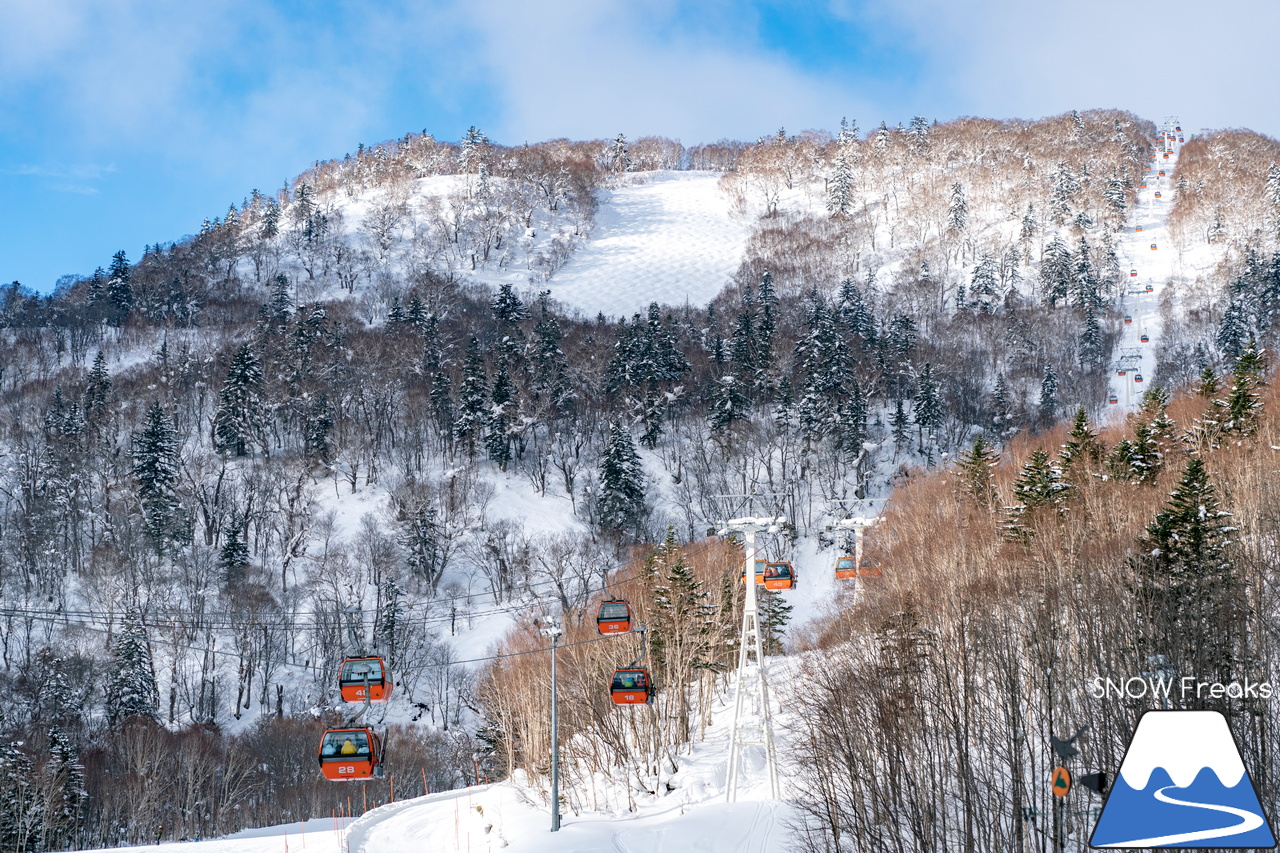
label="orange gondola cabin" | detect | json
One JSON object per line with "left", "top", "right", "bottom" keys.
{"left": 1134, "top": 373, "right": 1144, "bottom": 383}
{"left": 1141, "top": 334, "right": 1149, "bottom": 342}
{"left": 834, "top": 556, "right": 857, "bottom": 579}
{"left": 1124, "top": 315, "right": 1133, "bottom": 324}
{"left": 1154, "top": 192, "right": 1162, "bottom": 199}
{"left": 339, "top": 657, "right": 390, "bottom": 703}
{"left": 743, "top": 559, "right": 795, "bottom": 590}
{"left": 610, "top": 668, "right": 654, "bottom": 705}
{"left": 1135, "top": 225, "right": 1143, "bottom": 232}
{"left": 1130, "top": 269, "right": 1138, "bottom": 277}
{"left": 596, "top": 599, "right": 632, "bottom": 635}
{"left": 318, "top": 727, "right": 384, "bottom": 781}
{"left": 1146, "top": 284, "right": 1153, "bottom": 292}
{"left": 1109, "top": 394, "right": 1119, "bottom": 404}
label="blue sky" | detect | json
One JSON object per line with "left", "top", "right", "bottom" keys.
{"left": 2, "top": 0, "right": 1278, "bottom": 293}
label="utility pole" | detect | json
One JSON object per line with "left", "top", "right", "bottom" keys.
{"left": 540, "top": 618, "right": 563, "bottom": 831}
{"left": 718, "top": 515, "right": 783, "bottom": 802}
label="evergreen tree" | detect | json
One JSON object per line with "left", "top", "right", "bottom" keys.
{"left": 826, "top": 148, "right": 855, "bottom": 218}
{"left": 1217, "top": 301, "right": 1248, "bottom": 360}
{"left": 1108, "top": 418, "right": 1162, "bottom": 484}
{"left": 1079, "top": 305, "right": 1104, "bottom": 367}
{"left": 531, "top": 293, "right": 572, "bottom": 414}
{"left": 728, "top": 299, "right": 756, "bottom": 382}
{"left": 218, "top": 511, "right": 250, "bottom": 587}
{"left": 263, "top": 274, "right": 293, "bottom": 331}
{"left": 990, "top": 373, "right": 1014, "bottom": 440}
{"left": 1038, "top": 364, "right": 1058, "bottom": 427}
{"left": 1133, "top": 457, "right": 1242, "bottom": 688}
{"left": 1104, "top": 169, "right": 1128, "bottom": 222}
{"left": 453, "top": 337, "right": 489, "bottom": 456}
{"left": 486, "top": 361, "right": 515, "bottom": 469}
{"left": 458, "top": 126, "right": 490, "bottom": 174}
{"left": 1198, "top": 365, "right": 1219, "bottom": 398}
{"left": 757, "top": 587, "right": 793, "bottom": 656}
{"left": 1019, "top": 203, "right": 1038, "bottom": 246}
{"left": 913, "top": 363, "right": 942, "bottom": 452}
{"left": 1040, "top": 235, "right": 1073, "bottom": 306}
{"left": 891, "top": 397, "right": 910, "bottom": 452}
{"left": 374, "top": 577, "right": 405, "bottom": 668}
{"left": 261, "top": 197, "right": 281, "bottom": 239}
{"left": 836, "top": 278, "right": 875, "bottom": 341}
{"left": 430, "top": 371, "right": 454, "bottom": 448}
{"left": 956, "top": 434, "right": 1000, "bottom": 508}
{"left": 608, "top": 133, "right": 631, "bottom": 172}
{"left": 794, "top": 290, "right": 847, "bottom": 444}
{"left": 106, "top": 250, "right": 133, "bottom": 323}
{"left": 1218, "top": 338, "right": 1266, "bottom": 435}
{"left": 970, "top": 255, "right": 1000, "bottom": 313}
{"left": 44, "top": 725, "right": 85, "bottom": 850}
{"left": 708, "top": 374, "right": 747, "bottom": 440}
{"left": 597, "top": 424, "right": 647, "bottom": 539}
{"left": 1072, "top": 236, "right": 1100, "bottom": 310}
{"left": 947, "top": 181, "right": 967, "bottom": 235}
{"left": 756, "top": 270, "right": 778, "bottom": 386}
{"left": 1003, "top": 448, "right": 1070, "bottom": 539}
{"left": 1049, "top": 161, "right": 1080, "bottom": 225}
{"left": 84, "top": 350, "right": 111, "bottom": 416}
{"left": 490, "top": 283, "right": 528, "bottom": 368}
{"left": 132, "top": 401, "right": 186, "bottom": 550}
{"left": 909, "top": 115, "right": 930, "bottom": 156}
{"left": 304, "top": 393, "right": 334, "bottom": 463}
{"left": 637, "top": 386, "right": 665, "bottom": 450}
{"left": 0, "top": 729, "right": 40, "bottom": 852}
{"left": 213, "top": 344, "right": 265, "bottom": 456}
{"left": 105, "top": 610, "right": 159, "bottom": 723}
{"left": 836, "top": 381, "right": 869, "bottom": 461}
{"left": 1059, "top": 407, "right": 1104, "bottom": 476}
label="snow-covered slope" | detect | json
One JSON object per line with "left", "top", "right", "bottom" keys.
{"left": 1110, "top": 137, "right": 1181, "bottom": 412}
{"left": 546, "top": 172, "right": 749, "bottom": 318}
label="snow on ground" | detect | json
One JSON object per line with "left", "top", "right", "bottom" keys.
{"left": 96, "top": 817, "right": 351, "bottom": 853}
{"left": 1107, "top": 126, "right": 1216, "bottom": 417}
{"left": 344, "top": 653, "right": 805, "bottom": 853}
{"left": 545, "top": 172, "right": 749, "bottom": 319}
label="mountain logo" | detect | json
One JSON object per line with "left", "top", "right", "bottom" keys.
{"left": 1090, "top": 710, "right": 1275, "bottom": 848}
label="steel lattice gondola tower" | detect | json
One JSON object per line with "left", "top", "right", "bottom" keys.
{"left": 720, "top": 516, "right": 783, "bottom": 802}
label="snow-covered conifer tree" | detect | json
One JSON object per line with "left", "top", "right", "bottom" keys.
{"left": 105, "top": 610, "right": 159, "bottom": 724}
{"left": 597, "top": 424, "right": 647, "bottom": 539}
{"left": 214, "top": 344, "right": 265, "bottom": 456}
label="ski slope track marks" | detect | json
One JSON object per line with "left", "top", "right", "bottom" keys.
{"left": 546, "top": 171, "right": 748, "bottom": 319}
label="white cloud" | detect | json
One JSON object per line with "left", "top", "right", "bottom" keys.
{"left": 447, "top": 0, "right": 879, "bottom": 143}
{"left": 858, "top": 0, "right": 1280, "bottom": 138}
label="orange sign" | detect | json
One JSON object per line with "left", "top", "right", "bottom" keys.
{"left": 1052, "top": 766, "right": 1072, "bottom": 797}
